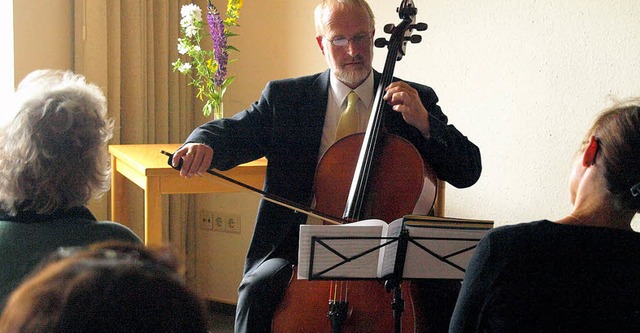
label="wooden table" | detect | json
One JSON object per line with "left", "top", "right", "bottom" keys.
{"left": 109, "top": 144, "right": 267, "bottom": 245}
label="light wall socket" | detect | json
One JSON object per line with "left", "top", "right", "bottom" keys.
{"left": 200, "top": 210, "right": 241, "bottom": 234}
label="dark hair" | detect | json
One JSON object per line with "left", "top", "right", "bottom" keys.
{"left": 586, "top": 98, "right": 640, "bottom": 210}
{"left": 0, "top": 241, "right": 209, "bottom": 333}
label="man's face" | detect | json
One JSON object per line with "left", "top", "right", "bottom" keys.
{"left": 316, "top": 6, "right": 374, "bottom": 89}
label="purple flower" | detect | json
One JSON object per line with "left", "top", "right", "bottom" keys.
{"left": 207, "top": 4, "right": 228, "bottom": 87}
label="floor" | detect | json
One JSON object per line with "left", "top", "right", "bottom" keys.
{"left": 208, "top": 301, "right": 235, "bottom": 333}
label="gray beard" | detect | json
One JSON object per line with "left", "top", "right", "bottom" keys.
{"left": 335, "top": 67, "right": 370, "bottom": 87}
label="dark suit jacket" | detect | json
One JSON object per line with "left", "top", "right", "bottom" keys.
{"left": 185, "top": 69, "right": 481, "bottom": 274}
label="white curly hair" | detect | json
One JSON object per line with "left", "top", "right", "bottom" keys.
{"left": 0, "top": 69, "right": 114, "bottom": 215}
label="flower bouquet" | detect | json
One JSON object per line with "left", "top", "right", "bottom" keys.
{"left": 172, "top": 1, "right": 242, "bottom": 118}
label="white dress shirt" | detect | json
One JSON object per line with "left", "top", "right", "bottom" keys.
{"left": 318, "top": 71, "right": 375, "bottom": 158}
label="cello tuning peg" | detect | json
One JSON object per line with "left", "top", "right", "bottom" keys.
{"left": 403, "top": 35, "right": 421, "bottom": 43}
{"left": 408, "top": 35, "right": 422, "bottom": 43}
{"left": 374, "top": 38, "right": 388, "bottom": 48}
{"left": 411, "top": 22, "right": 428, "bottom": 31}
{"left": 383, "top": 23, "right": 395, "bottom": 34}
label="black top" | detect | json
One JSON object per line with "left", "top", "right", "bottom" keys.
{"left": 450, "top": 220, "right": 640, "bottom": 332}
{"left": 0, "top": 207, "right": 141, "bottom": 309}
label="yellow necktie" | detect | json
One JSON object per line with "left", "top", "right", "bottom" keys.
{"left": 335, "top": 91, "right": 359, "bottom": 141}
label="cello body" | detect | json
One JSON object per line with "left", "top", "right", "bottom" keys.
{"left": 271, "top": 134, "right": 436, "bottom": 333}
{"left": 272, "top": 272, "right": 416, "bottom": 333}
{"left": 312, "top": 134, "right": 429, "bottom": 222}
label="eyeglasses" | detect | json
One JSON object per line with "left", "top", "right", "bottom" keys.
{"left": 325, "top": 33, "right": 372, "bottom": 47}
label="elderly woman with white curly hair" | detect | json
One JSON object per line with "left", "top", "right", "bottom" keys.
{"left": 0, "top": 69, "right": 140, "bottom": 310}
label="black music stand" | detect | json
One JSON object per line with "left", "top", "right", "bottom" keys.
{"left": 298, "top": 218, "right": 489, "bottom": 333}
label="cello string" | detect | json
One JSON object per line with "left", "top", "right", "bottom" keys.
{"left": 348, "top": 34, "right": 402, "bottom": 220}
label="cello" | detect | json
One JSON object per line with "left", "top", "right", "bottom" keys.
{"left": 271, "top": 1, "right": 432, "bottom": 332}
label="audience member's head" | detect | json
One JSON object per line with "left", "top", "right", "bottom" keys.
{"left": 574, "top": 97, "right": 640, "bottom": 212}
{"left": 0, "top": 241, "right": 210, "bottom": 333}
{"left": 0, "top": 69, "right": 113, "bottom": 215}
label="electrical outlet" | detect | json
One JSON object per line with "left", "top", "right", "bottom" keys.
{"left": 213, "top": 214, "right": 225, "bottom": 232}
{"left": 207, "top": 211, "right": 241, "bottom": 233}
{"left": 200, "top": 210, "right": 213, "bottom": 230}
{"left": 225, "top": 214, "right": 241, "bottom": 233}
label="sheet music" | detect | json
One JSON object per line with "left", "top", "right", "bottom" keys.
{"left": 298, "top": 216, "right": 492, "bottom": 280}
{"left": 377, "top": 217, "right": 404, "bottom": 277}
{"left": 298, "top": 219, "right": 388, "bottom": 279}
{"left": 400, "top": 226, "right": 488, "bottom": 279}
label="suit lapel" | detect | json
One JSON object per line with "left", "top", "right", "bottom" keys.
{"left": 303, "top": 70, "right": 331, "bottom": 162}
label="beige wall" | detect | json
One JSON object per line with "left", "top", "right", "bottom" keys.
{"left": 13, "top": 0, "right": 73, "bottom": 86}
{"left": 13, "top": 0, "right": 640, "bottom": 304}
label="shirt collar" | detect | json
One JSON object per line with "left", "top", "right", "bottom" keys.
{"left": 329, "top": 70, "right": 375, "bottom": 109}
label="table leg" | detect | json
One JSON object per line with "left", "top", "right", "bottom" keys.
{"left": 145, "top": 176, "right": 163, "bottom": 245}
{"left": 110, "top": 155, "right": 129, "bottom": 227}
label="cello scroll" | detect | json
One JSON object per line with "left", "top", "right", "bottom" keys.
{"left": 374, "top": 0, "right": 428, "bottom": 61}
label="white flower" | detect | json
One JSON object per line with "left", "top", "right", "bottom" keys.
{"left": 180, "top": 4, "right": 202, "bottom": 28}
{"left": 177, "top": 62, "right": 192, "bottom": 74}
{"left": 180, "top": 4, "right": 202, "bottom": 20}
{"left": 185, "top": 25, "right": 199, "bottom": 38}
{"left": 180, "top": 17, "right": 191, "bottom": 29}
{"left": 193, "top": 45, "right": 201, "bottom": 52}
{"left": 177, "top": 38, "right": 190, "bottom": 55}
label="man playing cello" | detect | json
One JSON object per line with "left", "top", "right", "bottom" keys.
{"left": 173, "top": 0, "right": 481, "bottom": 331}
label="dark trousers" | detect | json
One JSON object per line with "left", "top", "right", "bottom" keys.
{"left": 412, "top": 279, "right": 462, "bottom": 333}
{"left": 234, "top": 258, "right": 293, "bottom": 333}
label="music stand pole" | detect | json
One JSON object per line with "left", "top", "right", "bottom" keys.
{"left": 385, "top": 227, "right": 410, "bottom": 333}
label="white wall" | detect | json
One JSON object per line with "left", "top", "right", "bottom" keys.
{"left": 369, "top": 0, "right": 639, "bottom": 225}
